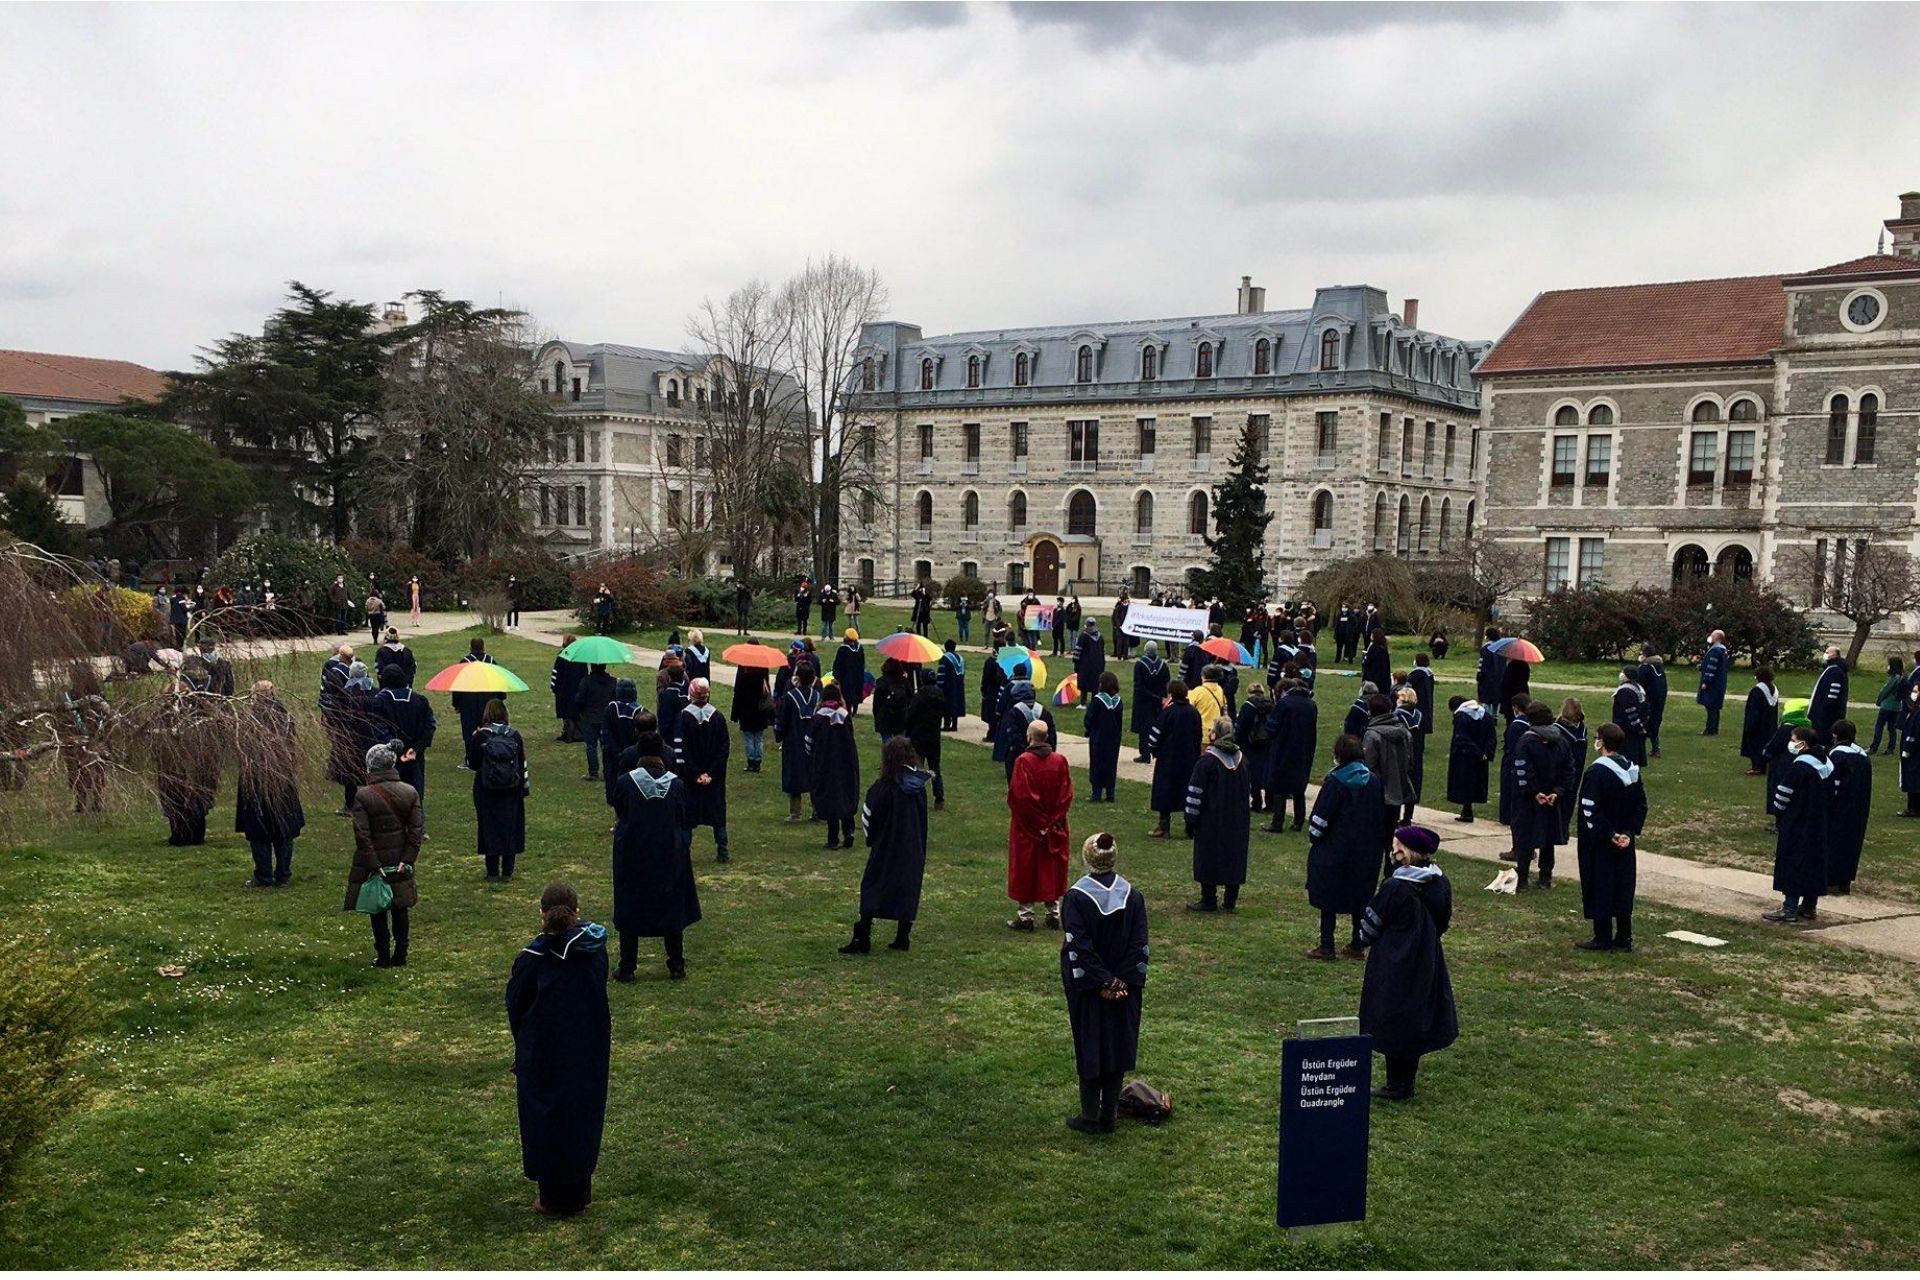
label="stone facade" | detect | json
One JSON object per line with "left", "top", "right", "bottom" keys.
{"left": 843, "top": 281, "right": 1487, "bottom": 597}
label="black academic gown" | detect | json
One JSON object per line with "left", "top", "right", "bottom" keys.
{"left": 1060, "top": 873, "right": 1149, "bottom": 1079}
{"left": 682, "top": 646, "right": 711, "bottom": 685}
{"left": 1578, "top": 755, "right": 1646, "bottom": 922}
{"left": 1611, "top": 684, "right": 1649, "bottom": 766}
{"left": 832, "top": 643, "right": 867, "bottom": 712}
{"left": 465, "top": 724, "right": 528, "bottom": 858}
{"left": 1236, "top": 695, "right": 1274, "bottom": 791}
{"left": 994, "top": 694, "right": 1057, "bottom": 779}
{"left": 1447, "top": 705, "right": 1495, "bottom": 805}
{"left": 1085, "top": 692, "right": 1124, "bottom": 794}
{"left": 1265, "top": 687, "right": 1319, "bottom": 796}
{"left": 1307, "top": 762, "right": 1384, "bottom": 913}
{"left": 1902, "top": 707, "right": 1920, "bottom": 796}
{"left": 611, "top": 765, "right": 700, "bottom": 936}
{"left": 1148, "top": 701, "right": 1203, "bottom": 814}
{"left": 1809, "top": 662, "right": 1849, "bottom": 740}
{"left": 375, "top": 643, "right": 417, "bottom": 689}
{"left": 672, "top": 705, "right": 730, "bottom": 830}
{"left": 1130, "top": 657, "right": 1170, "bottom": 742}
{"left": 1826, "top": 744, "right": 1871, "bottom": 888}
{"left": 551, "top": 657, "right": 586, "bottom": 725}
{"left": 859, "top": 771, "right": 930, "bottom": 922}
{"left": 775, "top": 687, "right": 820, "bottom": 796}
{"left": 371, "top": 687, "right": 436, "bottom": 800}
{"left": 1497, "top": 716, "right": 1528, "bottom": 827}
{"left": 1072, "top": 630, "right": 1106, "bottom": 692}
{"left": 1408, "top": 667, "right": 1436, "bottom": 741}
{"left": 807, "top": 706, "right": 861, "bottom": 820}
{"left": 1184, "top": 745, "right": 1251, "bottom": 888}
{"left": 903, "top": 684, "right": 945, "bottom": 779}
{"left": 1343, "top": 699, "right": 1369, "bottom": 740}
{"left": 1361, "top": 640, "right": 1391, "bottom": 694}
{"left": 1476, "top": 643, "right": 1506, "bottom": 707}
{"left": 937, "top": 653, "right": 966, "bottom": 723}
{"left": 1552, "top": 718, "right": 1587, "bottom": 843}
{"left": 1741, "top": 685, "right": 1780, "bottom": 769}
{"left": 980, "top": 656, "right": 1008, "bottom": 727}
{"left": 1770, "top": 751, "right": 1833, "bottom": 897}
{"left": 601, "top": 702, "right": 643, "bottom": 807}
{"left": 507, "top": 923, "right": 611, "bottom": 1194}
{"left": 1358, "top": 867, "right": 1458, "bottom": 1058}
{"left": 1636, "top": 660, "right": 1669, "bottom": 740}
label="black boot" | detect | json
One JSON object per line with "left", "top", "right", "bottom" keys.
{"left": 1066, "top": 1077, "right": 1104, "bottom": 1134}
{"left": 1098, "top": 1072, "right": 1121, "bottom": 1132}
{"left": 839, "top": 917, "right": 872, "bottom": 955}
{"left": 889, "top": 920, "right": 912, "bottom": 951}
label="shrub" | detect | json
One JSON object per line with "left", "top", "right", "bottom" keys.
{"left": 941, "top": 572, "right": 987, "bottom": 610}
{"left": 58, "top": 584, "right": 167, "bottom": 649}
{"left": 1523, "top": 577, "right": 1821, "bottom": 669}
{"left": 0, "top": 932, "right": 92, "bottom": 1200}
{"left": 1524, "top": 586, "right": 1641, "bottom": 662}
{"left": 680, "top": 577, "right": 791, "bottom": 630}
{"left": 571, "top": 558, "right": 690, "bottom": 632}
{"left": 455, "top": 550, "right": 572, "bottom": 611}
{"left": 342, "top": 539, "right": 449, "bottom": 608}
{"left": 208, "top": 534, "right": 357, "bottom": 635}
{"left": 1298, "top": 555, "right": 1421, "bottom": 631}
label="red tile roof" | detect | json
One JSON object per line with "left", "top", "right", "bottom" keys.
{"left": 1791, "top": 254, "right": 1920, "bottom": 278}
{"left": 0, "top": 349, "right": 169, "bottom": 407}
{"left": 1476, "top": 275, "right": 1785, "bottom": 377}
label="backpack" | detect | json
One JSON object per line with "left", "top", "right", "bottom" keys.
{"left": 478, "top": 728, "right": 522, "bottom": 793}
{"left": 1117, "top": 1079, "right": 1173, "bottom": 1124}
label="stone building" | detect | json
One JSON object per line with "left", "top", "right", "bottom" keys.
{"left": 843, "top": 279, "right": 1488, "bottom": 598}
{"left": 1475, "top": 190, "right": 1920, "bottom": 612}
{"left": 0, "top": 348, "right": 169, "bottom": 527}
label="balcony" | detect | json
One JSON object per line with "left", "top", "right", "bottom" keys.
{"left": 1311, "top": 529, "right": 1334, "bottom": 549}
{"left": 1137, "top": 454, "right": 1156, "bottom": 473}
{"left": 914, "top": 529, "right": 933, "bottom": 543}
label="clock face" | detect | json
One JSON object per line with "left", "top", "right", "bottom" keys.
{"left": 1847, "top": 293, "right": 1883, "bottom": 327}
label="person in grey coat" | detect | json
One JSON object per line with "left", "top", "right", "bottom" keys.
{"left": 1362, "top": 693, "right": 1414, "bottom": 869}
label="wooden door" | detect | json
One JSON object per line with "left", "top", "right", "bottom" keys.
{"left": 1033, "top": 539, "right": 1060, "bottom": 594}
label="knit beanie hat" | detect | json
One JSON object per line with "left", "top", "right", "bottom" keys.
{"left": 1082, "top": 831, "right": 1117, "bottom": 873}
{"left": 365, "top": 741, "right": 399, "bottom": 773}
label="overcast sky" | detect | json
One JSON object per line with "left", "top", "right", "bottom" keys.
{"left": 3, "top": 1, "right": 1916, "bottom": 370}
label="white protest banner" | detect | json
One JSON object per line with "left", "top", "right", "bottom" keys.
{"left": 1121, "top": 604, "right": 1210, "bottom": 644}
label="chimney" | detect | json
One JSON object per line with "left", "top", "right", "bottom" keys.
{"left": 1236, "top": 275, "right": 1265, "bottom": 315}
{"left": 1890, "top": 191, "right": 1920, "bottom": 259}
{"left": 1402, "top": 298, "right": 1420, "bottom": 329}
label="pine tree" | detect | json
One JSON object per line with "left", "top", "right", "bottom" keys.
{"left": 1194, "top": 416, "right": 1273, "bottom": 611}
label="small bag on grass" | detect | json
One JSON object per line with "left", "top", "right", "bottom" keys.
{"left": 1117, "top": 1079, "right": 1172, "bottom": 1124}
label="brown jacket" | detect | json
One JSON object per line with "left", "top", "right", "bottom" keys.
{"left": 345, "top": 768, "right": 424, "bottom": 911}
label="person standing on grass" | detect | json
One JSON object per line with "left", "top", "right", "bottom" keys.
{"left": 833, "top": 629, "right": 867, "bottom": 717}
{"left": 1553, "top": 697, "right": 1588, "bottom": 846}
{"left": 1510, "top": 702, "right": 1565, "bottom": 892}
{"left": 1263, "top": 678, "right": 1319, "bottom": 833}
{"left": 1236, "top": 681, "right": 1274, "bottom": 814}
{"left": 1766, "top": 726, "right": 1832, "bottom": 924}
{"left": 1741, "top": 667, "right": 1779, "bottom": 775}
{"left": 1085, "top": 671, "right": 1125, "bottom": 804}
{"left": 911, "top": 580, "right": 934, "bottom": 637}
{"left": 1697, "top": 628, "right": 1730, "bottom": 735}
{"left": 937, "top": 640, "right": 966, "bottom": 731}
{"left": 1496, "top": 694, "right": 1529, "bottom": 831}
{"left": 842, "top": 735, "right": 931, "bottom": 955}
{"left": 611, "top": 731, "right": 698, "bottom": 982}
{"left": 1130, "top": 640, "right": 1170, "bottom": 763}
{"left": 818, "top": 582, "right": 839, "bottom": 641}
{"left": 871, "top": 657, "right": 914, "bottom": 740}
{"left": 506, "top": 881, "right": 610, "bottom": 1219}
{"left": 1007, "top": 719, "right": 1073, "bottom": 931}
{"left": 729, "top": 665, "right": 771, "bottom": 775}
{"left": 371, "top": 664, "right": 435, "bottom": 829}
{"left": 155, "top": 691, "right": 219, "bottom": 848}
{"left": 1361, "top": 627, "right": 1391, "bottom": 696}
{"left": 376, "top": 628, "right": 416, "bottom": 689}
{"left": 1611, "top": 668, "right": 1649, "bottom": 767}
{"left": 600, "top": 680, "right": 645, "bottom": 803}
{"left": 955, "top": 591, "right": 972, "bottom": 644}
{"left": 325, "top": 661, "right": 376, "bottom": 815}
{"left": 236, "top": 681, "right": 304, "bottom": 886}
{"left": 572, "top": 662, "right": 618, "bottom": 783}
{"left": 1355, "top": 825, "right": 1457, "bottom": 1102}
{"left": 656, "top": 660, "right": 689, "bottom": 735}
{"left": 451, "top": 638, "right": 500, "bottom": 760}
{"left": 1184, "top": 717, "right": 1251, "bottom": 914}
{"left": 1476, "top": 625, "right": 1506, "bottom": 707}
{"left": 734, "top": 579, "right": 752, "bottom": 636}
{"left": 1870, "top": 659, "right": 1905, "bottom": 756}
{"left": 1394, "top": 684, "right": 1424, "bottom": 825}
{"left": 673, "top": 677, "right": 732, "bottom": 864}
{"left": 1305, "top": 733, "right": 1382, "bottom": 959}
{"left": 1825, "top": 720, "right": 1871, "bottom": 896}
{"left": 1362, "top": 693, "right": 1413, "bottom": 866}
{"left": 775, "top": 666, "right": 820, "bottom": 823}
{"left": 994, "top": 679, "right": 1056, "bottom": 782}
{"left": 903, "top": 671, "right": 947, "bottom": 812}
{"left": 347, "top": 741, "right": 423, "bottom": 968}
{"left": 1809, "top": 646, "right": 1849, "bottom": 744}
{"left": 504, "top": 575, "right": 523, "bottom": 630}
{"left": 682, "top": 630, "right": 711, "bottom": 685}
{"left": 1575, "top": 722, "right": 1646, "bottom": 951}
{"left": 467, "top": 699, "right": 529, "bottom": 883}
{"left": 1446, "top": 694, "right": 1495, "bottom": 823}
{"left": 1072, "top": 619, "right": 1104, "bottom": 708}
{"left": 1061, "top": 831, "right": 1148, "bottom": 1136}
{"left": 809, "top": 683, "right": 861, "bottom": 847}
{"left": 1147, "top": 681, "right": 1203, "bottom": 839}
{"left": 980, "top": 639, "right": 1008, "bottom": 742}
{"left": 794, "top": 577, "right": 813, "bottom": 636}
{"left": 551, "top": 638, "right": 587, "bottom": 744}
{"left": 1635, "top": 647, "right": 1669, "bottom": 758}
{"left": 1111, "top": 591, "right": 1131, "bottom": 661}
{"left": 593, "top": 584, "right": 616, "bottom": 634}
{"left": 1900, "top": 683, "right": 1920, "bottom": 817}
{"left": 1189, "top": 663, "right": 1227, "bottom": 730}
{"left": 364, "top": 588, "right": 387, "bottom": 646}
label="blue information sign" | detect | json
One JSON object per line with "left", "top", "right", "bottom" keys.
{"left": 1276, "top": 1033, "right": 1372, "bottom": 1228}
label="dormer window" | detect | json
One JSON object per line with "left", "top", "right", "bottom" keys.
{"left": 921, "top": 358, "right": 935, "bottom": 391}
{"left": 966, "top": 355, "right": 980, "bottom": 388}
{"left": 666, "top": 378, "right": 680, "bottom": 406}
{"left": 1253, "top": 338, "right": 1271, "bottom": 375}
{"left": 1141, "top": 346, "right": 1158, "bottom": 381}
{"left": 1319, "top": 330, "right": 1340, "bottom": 371}
{"left": 1014, "top": 352, "right": 1030, "bottom": 386}
{"left": 1077, "top": 345, "right": 1093, "bottom": 382}
{"left": 861, "top": 358, "right": 875, "bottom": 391}
{"left": 1195, "top": 343, "right": 1213, "bottom": 378}
{"left": 554, "top": 360, "right": 565, "bottom": 389}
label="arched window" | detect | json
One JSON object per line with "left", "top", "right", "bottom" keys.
{"left": 1077, "top": 345, "right": 1093, "bottom": 382}
{"left": 752, "top": 388, "right": 764, "bottom": 412}
{"left": 1254, "top": 338, "right": 1271, "bottom": 375}
{"left": 1196, "top": 343, "right": 1213, "bottom": 378}
{"left": 1464, "top": 499, "right": 1475, "bottom": 541}
{"left": 1717, "top": 545, "right": 1755, "bottom": 580}
{"left": 1691, "top": 400, "right": 1721, "bottom": 423}
{"left": 921, "top": 358, "right": 935, "bottom": 391}
{"left": 1858, "top": 392, "right": 1880, "bottom": 463}
{"left": 1587, "top": 404, "right": 1615, "bottom": 426}
{"left": 1188, "top": 491, "right": 1209, "bottom": 536}
{"left": 1553, "top": 405, "right": 1579, "bottom": 426}
{"left": 966, "top": 355, "right": 980, "bottom": 388}
{"left": 1372, "top": 493, "right": 1389, "bottom": 550}
{"left": 1135, "top": 492, "right": 1154, "bottom": 535}
{"left": 1311, "top": 490, "right": 1334, "bottom": 534}
{"left": 1438, "top": 497, "right": 1453, "bottom": 550}
{"left": 1141, "top": 346, "right": 1158, "bottom": 380}
{"left": 1319, "top": 329, "right": 1340, "bottom": 370}
{"left": 1008, "top": 491, "right": 1027, "bottom": 531}
{"left": 696, "top": 386, "right": 707, "bottom": 407}
{"left": 1396, "top": 495, "right": 1412, "bottom": 557}
{"left": 1014, "top": 352, "right": 1029, "bottom": 386}
{"left": 860, "top": 358, "right": 875, "bottom": 391}
{"left": 554, "top": 361, "right": 565, "bottom": 389}
{"left": 916, "top": 491, "right": 933, "bottom": 530}
{"left": 1672, "top": 544, "right": 1710, "bottom": 583}
{"left": 1728, "top": 398, "right": 1759, "bottom": 422}
{"left": 666, "top": 378, "right": 679, "bottom": 405}
{"left": 963, "top": 490, "right": 980, "bottom": 530}
{"left": 1418, "top": 496, "right": 1432, "bottom": 554}
{"left": 1068, "top": 489, "right": 1096, "bottom": 536}
{"left": 1827, "top": 394, "right": 1849, "bottom": 464}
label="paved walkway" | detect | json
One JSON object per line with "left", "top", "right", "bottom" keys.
{"left": 505, "top": 610, "right": 1920, "bottom": 962}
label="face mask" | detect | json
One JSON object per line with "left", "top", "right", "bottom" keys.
{"left": 1789, "top": 741, "right": 1806, "bottom": 755}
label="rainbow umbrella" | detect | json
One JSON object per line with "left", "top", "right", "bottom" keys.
{"left": 997, "top": 649, "right": 1048, "bottom": 688}
{"left": 1198, "top": 636, "right": 1255, "bottom": 665}
{"left": 722, "top": 642, "right": 788, "bottom": 669}
{"left": 560, "top": 636, "right": 634, "bottom": 664}
{"left": 1779, "top": 696, "right": 1811, "bottom": 728}
{"left": 424, "top": 661, "right": 530, "bottom": 694}
{"left": 1490, "top": 636, "right": 1545, "bottom": 664}
{"left": 1053, "top": 673, "right": 1080, "bottom": 706}
{"left": 876, "top": 631, "right": 942, "bottom": 664}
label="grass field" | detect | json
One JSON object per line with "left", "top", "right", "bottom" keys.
{"left": 4, "top": 628, "right": 1919, "bottom": 1268}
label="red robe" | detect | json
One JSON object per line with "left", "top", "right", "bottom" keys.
{"left": 1007, "top": 748, "right": 1074, "bottom": 902}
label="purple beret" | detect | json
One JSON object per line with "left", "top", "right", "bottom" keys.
{"left": 1393, "top": 825, "right": 1440, "bottom": 857}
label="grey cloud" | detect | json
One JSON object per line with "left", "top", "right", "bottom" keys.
{"left": 853, "top": 1, "right": 972, "bottom": 32}
{"left": 1008, "top": 1, "right": 1562, "bottom": 61}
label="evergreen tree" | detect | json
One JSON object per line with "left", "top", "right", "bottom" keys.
{"left": 1193, "top": 416, "right": 1273, "bottom": 611}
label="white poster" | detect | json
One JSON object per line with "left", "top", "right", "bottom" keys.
{"left": 1120, "top": 604, "right": 1211, "bottom": 643}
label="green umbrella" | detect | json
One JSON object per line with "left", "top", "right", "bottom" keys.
{"left": 560, "top": 635, "right": 635, "bottom": 664}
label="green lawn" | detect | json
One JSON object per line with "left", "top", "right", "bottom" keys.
{"left": 5, "top": 628, "right": 1920, "bottom": 1267}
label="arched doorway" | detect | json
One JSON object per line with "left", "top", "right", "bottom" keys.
{"left": 1033, "top": 539, "right": 1061, "bottom": 593}
{"left": 1672, "top": 544, "right": 1710, "bottom": 583}
{"left": 1716, "top": 544, "right": 1755, "bottom": 580}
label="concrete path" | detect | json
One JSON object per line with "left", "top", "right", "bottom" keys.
{"left": 504, "top": 610, "right": 1920, "bottom": 962}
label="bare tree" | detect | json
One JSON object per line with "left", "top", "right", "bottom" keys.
{"left": 775, "top": 256, "right": 889, "bottom": 584}
{"left": 1431, "top": 532, "right": 1536, "bottom": 624}
{"left": 1780, "top": 539, "right": 1920, "bottom": 664}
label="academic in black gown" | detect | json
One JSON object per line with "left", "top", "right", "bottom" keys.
{"left": 371, "top": 686, "right": 436, "bottom": 811}
{"left": 1184, "top": 743, "right": 1250, "bottom": 906}
{"left": 1148, "top": 699, "right": 1203, "bottom": 819}
{"left": 1577, "top": 754, "right": 1645, "bottom": 945}
{"left": 1264, "top": 686, "right": 1319, "bottom": 814}
{"left": 808, "top": 704, "right": 862, "bottom": 842}
{"left": 1552, "top": 718, "right": 1587, "bottom": 843}
{"left": 611, "top": 763, "right": 700, "bottom": 978}
{"left": 1357, "top": 865, "right": 1458, "bottom": 1088}
{"left": 1060, "top": 871, "right": 1150, "bottom": 1125}
{"left": 994, "top": 684, "right": 1057, "bottom": 780}
{"left": 506, "top": 921, "right": 611, "bottom": 1216}
{"left": 1496, "top": 715, "right": 1528, "bottom": 826}
{"left": 1509, "top": 723, "right": 1563, "bottom": 881}
{"left": 903, "top": 682, "right": 946, "bottom": 805}
{"left": 858, "top": 769, "right": 930, "bottom": 927}
{"left": 1447, "top": 704, "right": 1496, "bottom": 807}
{"left": 1808, "top": 659, "right": 1849, "bottom": 741}
{"left": 551, "top": 656, "right": 587, "bottom": 740}
{"left": 1084, "top": 691, "right": 1124, "bottom": 801}
{"left": 1741, "top": 683, "right": 1780, "bottom": 770}
{"left": 1611, "top": 682, "right": 1648, "bottom": 766}
{"left": 1825, "top": 742, "right": 1871, "bottom": 891}
{"left": 466, "top": 722, "right": 529, "bottom": 879}
{"left": 937, "top": 651, "right": 966, "bottom": 728}
{"left": 1770, "top": 750, "right": 1833, "bottom": 909}
{"left": 980, "top": 655, "right": 1008, "bottom": 737}
{"left": 1130, "top": 656, "right": 1170, "bottom": 758}
{"left": 672, "top": 703, "right": 731, "bottom": 857}
{"left": 1306, "top": 760, "right": 1384, "bottom": 933}
{"left": 1361, "top": 639, "right": 1391, "bottom": 693}
{"left": 775, "top": 686, "right": 820, "bottom": 798}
